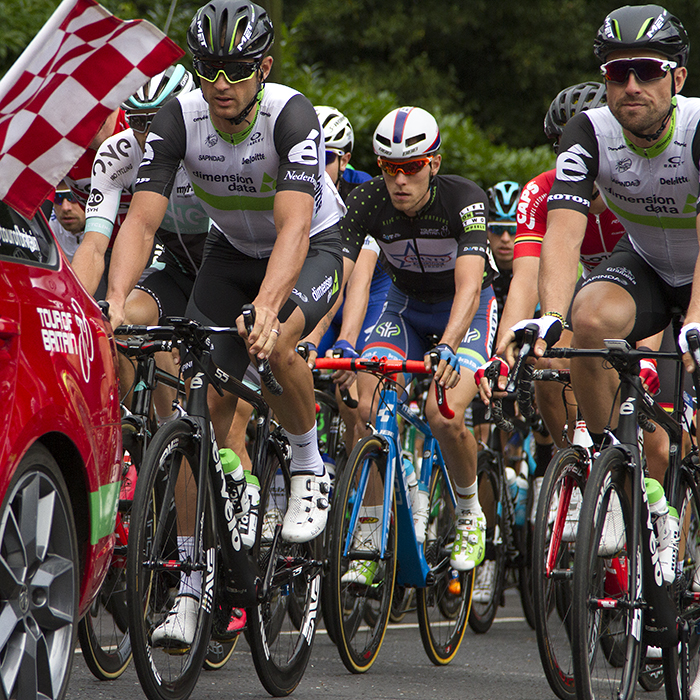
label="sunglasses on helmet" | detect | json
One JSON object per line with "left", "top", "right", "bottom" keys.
{"left": 126, "top": 111, "right": 158, "bottom": 133}
{"left": 54, "top": 190, "right": 76, "bottom": 205}
{"left": 377, "top": 156, "right": 433, "bottom": 177}
{"left": 193, "top": 59, "right": 260, "bottom": 84}
{"left": 600, "top": 57, "right": 677, "bottom": 84}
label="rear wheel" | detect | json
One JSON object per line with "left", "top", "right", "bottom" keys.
{"left": 417, "top": 466, "right": 471, "bottom": 664}
{"left": 533, "top": 447, "right": 586, "bottom": 700}
{"left": 126, "top": 420, "right": 214, "bottom": 700}
{"left": 329, "top": 435, "right": 397, "bottom": 673}
{"left": 468, "top": 450, "right": 505, "bottom": 634}
{"left": 0, "top": 444, "right": 79, "bottom": 700}
{"left": 572, "top": 448, "right": 640, "bottom": 700}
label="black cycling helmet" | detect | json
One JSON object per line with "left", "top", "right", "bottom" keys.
{"left": 593, "top": 5, "right": 689, "bottom": 66}
{"left": 187, "top": 0, "right": 274, "bottom": 61}
{"left": 544, "top": 82, "right": 607, "bottom": 140}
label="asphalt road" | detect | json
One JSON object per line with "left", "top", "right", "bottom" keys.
{"left": 66, "top": 586, "right": 666, "bottom": 700}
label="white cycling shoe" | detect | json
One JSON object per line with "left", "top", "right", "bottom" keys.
{"left": 281, "top": 470, "right": 331, "bottom": 543}
{"left": 151, "top": 594, "right": 198, "bottom": 648}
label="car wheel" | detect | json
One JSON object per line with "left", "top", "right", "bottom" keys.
{"left": 0, "top": 443, "right": 79, "bottom": 699}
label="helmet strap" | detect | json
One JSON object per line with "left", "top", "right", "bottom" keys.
{"left": 628, "top": 71, "right": 676, "bottom": 143}
{"left": 227, "top": 70, "right": 264, "bottom": 126}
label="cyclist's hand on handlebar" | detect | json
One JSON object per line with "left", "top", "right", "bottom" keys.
{"left": 237, "top": 304, "right": 280, "bottom": 360}
{"left": 426, "top": 343, "right": 460, "bottom": 389}
{"left": 328, "top": 340, "right": 359, "bottom": 389}
{"left": 679, "top": 323, "right": 700, "bottom": 373}
{"left": 296, "top": 341, "right": 318, "bottom": 369}
{"left": 506, "top": 317, "right": 563, "bottom": 361}
{"left": 639, "top": 358, "right": 660, "bottom": 395}
{"left": 474, "top": 356, "right": 509, "bottom": 404}
{"left": 104, "top": 297, "right": 126, "bottom": 331}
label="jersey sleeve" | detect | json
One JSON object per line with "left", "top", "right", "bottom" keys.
{"left": 548, "top": 112, "right": 599, "bottom": 215}
{"left": 134, "top": 99, "right": 186, "bottom": 199}
{"left": 272, "top": 93, "right": 324, "bottom": 197}
{"left": 514, "top": 174, "right": 549, "bottom": 259}
{"left": 338, "top": 179, "right": 380, "bottom": 262}
{"left": 84, "top": 133, "right": 136, "bottom": 238}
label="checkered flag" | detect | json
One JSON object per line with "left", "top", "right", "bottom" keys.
{"left": 0, "top": 0, "right": 184, "bottom": 218}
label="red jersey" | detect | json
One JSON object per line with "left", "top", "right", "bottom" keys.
{"left": 514, "top": 169, "right": 626, "bottom": 275}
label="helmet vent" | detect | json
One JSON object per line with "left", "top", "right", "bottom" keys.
{"left": 375, "top": 134, "right": 391, "bottom": 148}
{"left": 406, "top": 134, "right": 426, "bottom": 147}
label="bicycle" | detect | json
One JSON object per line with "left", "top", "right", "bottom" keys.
{"left": 77, "top": 332, "right": 185, "bottom": 680}
{"left": 531, "top": 334, "right": 700, "bottom": 700}
{"left": 314, "top": 355, "right": 472, "bottom": 672}
{"left": 123, "top": 311, "right": 323, "bottom": 700}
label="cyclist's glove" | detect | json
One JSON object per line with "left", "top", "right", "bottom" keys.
{"left": 431, "top": 343, "right": 460, "bottom": 373}
{"left": 510, "top": 316, "right": 563, "bottom": 351}
{"left": 474, "top": 356, "right": 509, "bottom": 387}
{"left": 331, "top": 339, "right": 360, "bottom": 359}
{"left": 678, "top": 323, "right": 700, "bottom": 355}
{"left": 639, "top": 358, "right": 660, "bottom": 396}
{"left": 295, "top": 341, "right": 317, "bottom": 361}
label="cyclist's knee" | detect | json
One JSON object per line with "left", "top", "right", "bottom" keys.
{"left": 571, "top": 283, "right": 635, "bottom": 344}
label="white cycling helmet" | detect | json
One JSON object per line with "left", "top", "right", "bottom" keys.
{"left": 373, "top": 107, "right": 441, "bottom": 159}
{"left": 315, "top": 105, "right": 354, "bottom": 153}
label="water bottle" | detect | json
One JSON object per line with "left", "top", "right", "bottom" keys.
{"left": 505, "top": 467, "right": 527, "bottom": 527}
{"left": 401, "top": 457, "right": 418, "bottom": 516}
{"left": 645, "top": 477, "right": 678, "bottom": 584}
{"left": 220, "top": 448, "right": 249, "bottom": 518}
{"left": 239, "top": 473, "right": 260, "bottom": 549}
{"left": 413, "top": 483, "right": 430, "bottom": 544}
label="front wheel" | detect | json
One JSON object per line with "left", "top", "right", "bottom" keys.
{"left": 533, "top": 447, "right": 586, "bottom": 700}
{"left": 328, "top": 435, "right": 397, "bottom": 673}
{"left": 247, "top": 440, "right": 322, "bottom": 696}
{"left": 572, "top": 448, "right": 640, "bottom": 700}
{"left": 662, "top": 465, "right": 700, "bottom": 700}
{"left": 468, "top": 450, "right": 505, "bottom": 634}
{"left": 126, "top": 419, "right": 214, "bottom": 700}
{"left": 417, "top": 465, "right": 472, "bottom": 664}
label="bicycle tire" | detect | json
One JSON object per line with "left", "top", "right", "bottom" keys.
{"left": 417, "top": 465, "right": 472, "bottom": 664}
{"left": 328, "top": 435, "right": 397, "bottom": 673}
{"left": 518, "top": 498, "right": 537, "bottom": 631}
{"left": 126, "top": 419, "right": 215, "bottom": 700}
{"left": 247, "top": 441, "right": 323, "bottom": 696}
{"left": 468, "top": 450, "right": 506, "bottom": 634}
{"left": 533, "top": 447, "right": 586, "bottom": 700}
{"left": 663, "top": 465, "right": 700, "bottom": 700}
{"left": 77, "top": 420, "right": 139, "bottom": 681}
{"left": 572, "top": 447, "right": 641, "bottom": 700}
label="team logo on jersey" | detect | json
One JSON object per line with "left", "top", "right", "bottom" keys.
{"left": 388, "top": 240, "right": 452, "bottom": 270}
{"left": 664, "top": 156, "right": 683, "bottom": 168}
{"left": 288, "top": 129, "right": 320, "bottom": 166}
{"left": 205, "top": 133, "right": 219, "bottom": 148}
{"left": 556, "top": 144, "right": 591, "bottom": 182}
{"left": 375, "top": 321, "right": 401, "bottom": 338}
{"left": 615, "top": 157, "right": 633, "bottom": 173}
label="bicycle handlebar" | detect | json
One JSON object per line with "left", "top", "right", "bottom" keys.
{"left": 314, "top": 355, "right": 454, "bottom": 419}
{"left": 241, "top": 305, "right": 283, "bottom": 396}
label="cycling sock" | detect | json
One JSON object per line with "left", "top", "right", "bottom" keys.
{"left": 455, "top": 479, "right": 483, "bottom": 516}
{"left": 177, "top": 535, "right": 201, "bottom": 599}
{"left": 535, "top": 441, "right": 555, "bottom": 478}
{"left": 283, "top": 426, "right": 324, "bottom": 475}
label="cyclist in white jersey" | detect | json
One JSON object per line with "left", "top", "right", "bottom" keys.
{"left": 498, "top": 4, "right": 700, "bottom": 448}
{"left": 105, "top": 1, "right": 345, "bottom": 553}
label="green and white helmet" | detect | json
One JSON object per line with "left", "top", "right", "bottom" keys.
{"left": 121, "top": 64, "right": 195, "bottom": 112}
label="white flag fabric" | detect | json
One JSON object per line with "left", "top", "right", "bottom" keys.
{"left": 0, "top": 0, "right": 184, "bottom": 218}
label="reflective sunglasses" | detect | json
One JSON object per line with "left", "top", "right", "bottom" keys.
{"left": 600, "top": 57, "right": 677, "bottom": 84}
{"left": 377, "top": 156, "right": 432, "bottom": 177}
{"left": 193, "top": 58, "right": 260, "bottom": 84}
{"left": 325, "top": 149, "right": 345, "bottom": 165}
{"left": 54, "top": 190, "right": 76, "bottom": 205}
{"left": 488, "top": 222, "right": 517, "bottom": 237}
{"left": 126, "top": 111, "right": 158, "bottom": 133}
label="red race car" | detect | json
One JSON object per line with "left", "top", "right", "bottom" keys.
{"left": 0, "top": 200, "right": 121, "bottom": 699}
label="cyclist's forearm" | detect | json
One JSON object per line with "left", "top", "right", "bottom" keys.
{"left": 71, "top": 231, "right": 109, "bottom": 296}
{"left": 496, "top": 256, "right": 540, "bottom": 347}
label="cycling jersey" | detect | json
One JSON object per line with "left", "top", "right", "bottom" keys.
{"left": 548, "top": 95, "right": 700, "bottom": 286}
{"left": 84, "top": 128, "right": 209, "bottom": 276}
{"left": 514, "top": 169, "right": 626, "bottom": 275}
{"left": 134, "top": 84, "right": 345, "bottom": 258}
{"left": 337, "top": 165, "right": 373, "bottom": 201}
{"left": 340, "top": 174, "right": 491, "bottom": 304}
{"left": 64, "top": 110, "right": 129, "bottom": 209}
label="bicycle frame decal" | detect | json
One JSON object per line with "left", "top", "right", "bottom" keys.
{"left": 640, "top": 472, "right": 664, "bottom": 588}
{"left": 211, "top": 425, "right": 242, "bottom": 552}
{"left": 300, "top": 574, "right": 321, "bottom": 645}
{"left": 202, "top": 547, "right": 216, "bottom": 614}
